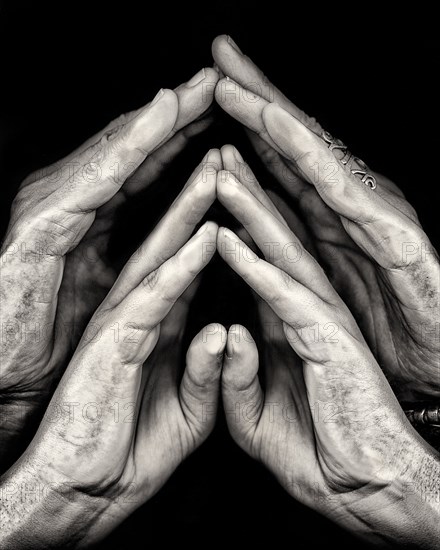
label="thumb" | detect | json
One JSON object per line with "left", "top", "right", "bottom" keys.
{"left": 221, "top": 325, "right": 264, "bottom": 452}
{"left": 179, "top": 323, "right": 227, "bottom": 443}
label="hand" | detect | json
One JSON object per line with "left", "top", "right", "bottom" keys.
{"left": 0, "top": 68, "right": 219, "bottom": 468}
{"left": 0, "top": 150, "right": 226, "bottom": 549}
{"left": 212, "top": 35, "right": 439, "bottom": 401}
{"left": 215, "top": 154, "right": 440, "bottom": 547}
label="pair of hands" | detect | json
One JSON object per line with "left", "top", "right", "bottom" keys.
{"left": 1, "top": 35, "right": 439, "bottom": 548}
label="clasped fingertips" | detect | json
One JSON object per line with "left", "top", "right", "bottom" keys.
{"left": 186, "top": 68, "right": 206, "bottom": 88}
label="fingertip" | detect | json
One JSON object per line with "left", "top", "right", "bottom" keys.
{"left": 202, "top": 322, "right": 228, "bottom": 356}
{"left": 186, "top": 323, "right": 227, "bottom": 379}
{"left": 160, "top": 87, "right": 179, "bottom": 103}
{"left": 216, "top": 169, "right": 241, "bottom": 201}
{"left": 196, "top": 220, "right": 218, "bottom": 241}
{"left": 125, "top": 89, "right": 178, "bottom": 151}
{"left": 220, "top": 143, "right": 234, "bottom": 158}
{"left": 203, "top": 148, "right": 223, "bottom": 172}
{"left": 212, "top": 34, "right": 243, "bottom": 61}
{"left": 180, "top": 324, "right": 225, "bottom": 435}
{"left": 189, "top": 149, "right": 221, "bottom": 197}
{"left": 203, "top": 66, "right": 221, "bottom": 86}
{"left": 216, "top": 226, "right": 228, "bottom": 258}
{"left": 226, "top": 323, "right": 254, "bottom": 358}
{"left": 212, "top": 34, "right": 229, "bottom": 60}
{"left": 220, "top": 144, "right": 243, "bottom": 170}
{"left": 214, "top": 76, "right": 239, "bottom": 106}
{"left": 223, "top": 324, "right": 259, "bottom": 390}
{"left": 144, "top": 88, "right": 179, "bottom": 128}
{"left": 154, "top": 88, "right": 179, "bottom": 114}
{"left": 216, "top": 225, "right": 236, "bottom": 247}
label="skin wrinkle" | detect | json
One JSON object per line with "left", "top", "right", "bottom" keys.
{"left": 1, "top": 34, "right": 439, "bottom": 547}
{"left": 0, "top": 205, "right": 216, "bottom": 548}
{"left": 0, "top": 76, "right": 220, "bottom": 494}
{"left": 245, "top": 135, "right": 439, "bottom": 404}
{"left": 208, "top": 78, "right": 439, "bottom": 540}
{"left": 214, "top": 33, "right": 440, "bottom": 404}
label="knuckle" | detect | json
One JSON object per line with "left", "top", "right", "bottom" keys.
{"left": 278, "top": 269, "right": 294, "bottom": 291}
{"left": 11, "top": 185, "right": 37, "bottom": 214}
{"left": 92, "top": 125, "right": 125, "bottom": 161}
{"left": 88, "top": 143, "right": 107, "bottom": 167}
{"left": 158, "top": 287, "right": 178, "bottom": 305}
{"left": 378, "top": 222, "right": 428, "bottom": 270}
{"left": 142, "top": 267, "right": 178, "bottom": 304}
{"left": 142, "top": 268, "right": 161, "bottom": 291}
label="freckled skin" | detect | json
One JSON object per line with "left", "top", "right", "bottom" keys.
{"left": 213, "top": 130, "right": 440, "bottom": 547}
{"left": 212, "top": 34, "right": 440, "bottom": 403}
{"left": 220, "top": 254, "right": 440, "bottom": 548}
{"left": 251, "top": 149, "right": 440, "bottom": 402}
{"left": 0, "top": 301, "right": 226, "bottom": 549}
{"left": 0, "top": 137, "right": 222, "bottom": 548}
{"left": 0, "top": 76, "right": 218, "bottom": 470}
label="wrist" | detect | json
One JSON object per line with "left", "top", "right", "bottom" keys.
{"left": 0, "top": 454, "right": 110, "bottom": 549}
{"left": 328, "top": 434, "right": 440, "bottom": 547}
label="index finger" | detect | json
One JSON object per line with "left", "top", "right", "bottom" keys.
{"left": 212, "top": 34, "right": 323, "bottom": 135}
{"left": 23, "top": 67, "right": 219, "bottom": 188}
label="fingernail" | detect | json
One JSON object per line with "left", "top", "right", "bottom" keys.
{"left": 227, "top": 35, "right": 243, "bottom": 54}
{"left": 225, "top": 340, "right": 234, "bottom": 360}
{"left": 196, "top": 222, "right": 209, "bottom": 236}
{"left": 205, "top": 149, "right": 221, "bottom": 171}
{"left": 187, "top": 68, "right": 206, "bottom": 88}
{"left": 151, "top": 88, "right": 165, "bottom": 106}
{"left": 222, "top": 227, "right": 231, "bottom": 239}
{"left": 232, "top": 147, "right": 244, "bottom": 163}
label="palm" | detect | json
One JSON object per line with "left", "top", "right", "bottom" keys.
{"left": 91, "top": 286, "right": 218, "bottom": 525}
{"left": 226, "top": 305, "right": 326, "bottom": 506}
{"left": 132, "top": 292, "right": 203, "bottom": 494}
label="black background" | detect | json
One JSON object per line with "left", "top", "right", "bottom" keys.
{"left": 1, "top": 2, "right": 439, "bottom": 548}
